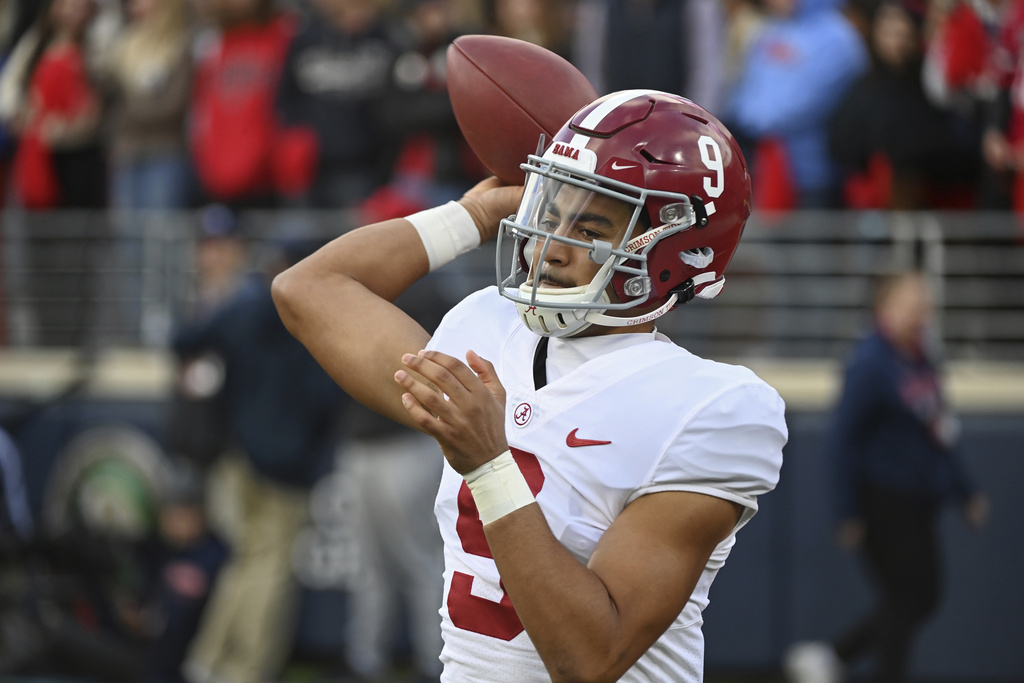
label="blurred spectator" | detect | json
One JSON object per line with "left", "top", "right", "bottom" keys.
{"left": 923, "top": 0, "right": 1012, "bottom": 208}
{"left": 339, "top": 277, "right": 451, "bottom": 683}
{"left": 0, "top": 0, "right": 37, "bottom": 204}
{"left": 922, "top": 0, "right": 1001, "bottom": 112}
{"left": 360, "top": 0, "right": 486, "bottom": 222}
{"left": 191, "top": 203, "right": 250, "bottom": 316}
{"left": 971, "top": 0, "right": 1024, "bottom": 214}
{"left": 107, "top": 0, "right": 194, "bottom": 210}
{"left": 484, "top": 0, "right": 571, "bottom": 55}
{"left": 829, "top": 0, "right": 982, "bottom": 209}
{"left": 725, "top": 0, "right": 868, "bottom": 209}
{"left": 142, "top": 460, "right": 228, "bottom": 683}
{"left": 0, "top": 0, "right": 108, "bottom": 347}
{"left": 100, "top": 0, "right": 195, "bottom": 344}
{"left": 188, "top": 0, "right": 297, "bottom": 207}
{"left": 572, "top": 0, "right": 726, "bottom": 111}
{"left": 784, "top": 270, "right": 990, "bottom": 683}
{"left": 171, "top": 220, "right": 346, "bottom": 683}
{"left": 1, "top": 0, "right": 105, "bottom": 209}
{"left": 275, "top": 0, "right": 402, "bottom": 208}
{"left": 721, "top": 0, "right": 766, "bottom": 99}
{"left": 163, "top": 207, "right": 247, "bottom": 474}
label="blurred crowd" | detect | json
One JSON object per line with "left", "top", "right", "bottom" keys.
{"left": 0, "top": 0, "right": 1020, "bottom": 217}
{"left": 0, "top": 0, "right": 1007, "bottom": 682}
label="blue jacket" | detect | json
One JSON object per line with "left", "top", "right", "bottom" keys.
{"left": 726, "top": 0, "right": 868, "bottom": 195}
{"left": 829, "top": 328, "right": 974, "bottom": 520}
{"left": 172, "top": 275, "right": 345, "bottom": 488}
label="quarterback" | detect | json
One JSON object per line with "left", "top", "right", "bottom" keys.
{"left": 274, "top": 90, "right": 787, "bottom": 682}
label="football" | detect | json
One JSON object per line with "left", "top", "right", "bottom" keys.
{"left": 446, "top": 35, "right": 599, "bottom": 185}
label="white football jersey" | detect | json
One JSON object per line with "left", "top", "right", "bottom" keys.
{"left": 427, "top": 288, "right": 787, "bottom": 682}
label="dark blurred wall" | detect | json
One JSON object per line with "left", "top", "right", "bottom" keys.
{"left": 3, "top": 398, "right": 1021, "bottom": 680}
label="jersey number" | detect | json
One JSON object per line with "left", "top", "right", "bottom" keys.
{"left": 448, "top": 447, "right": 545, "bottom": 640}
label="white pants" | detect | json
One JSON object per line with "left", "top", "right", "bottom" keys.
{"left": 341, "top": 431, "right": 445, "bottom": 679}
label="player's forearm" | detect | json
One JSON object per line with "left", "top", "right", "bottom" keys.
{"left": 484, "top": 508, "right": 639, "bottom": 683}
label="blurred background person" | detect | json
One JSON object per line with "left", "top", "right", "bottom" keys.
{"left": 107, "top": 0, "right": 194, "bottom": 211}
{"left": 923, "top": 0, "right": 1012, "bottom": 209}
{"left": 188, "top": 0, "right": 296, "bottom": 208}
{"left": 162, "top": 206, "right": 248, "bottom": 484}
{"left": 785, "top": 269, "right": 990, "bottom": 683}
{"left": 971, "top": 0, "right": 1024, "bottom": 219}
{"left": 142, "top": 459, "right": 228, "bottom": 683}
{"left": 274, "top": 0, "right": 401, "bottom": 209}
{"left": 724, "top": 0, "right": 868, "bottom": 210}
{"left": 359, "top": 0, "right": 486, "bottom": 223}
{"left": 485, "top": 0, "right": 570, "bottom": 56}
{"left": 103, "top": 0, "right": 196, "bottom": 345}
{"left": 572, "top": 0, "right": 726, "bottom": 112}
{"left": 0, "top": 0, "right": 108, "bottom": 347}
{"left": 189, "top": 203, "right": 250, "bottom": 317}
{"left": 0, "top": 0, "right": 37, "bottom": 206}
{"left": 2, "top": 0, "right": 105, "bottom": 210}
{"left": 0, "top": 0, "right": 40, "bottom": 346}
{"left": 338, "top": 275, "right": 454, "bottom": 683}
{"left": 720, "top": 0, "right": 766, "bottom": 102}
{"left": 829, "top": 0, "right": 982, "bottom": 210}
{"left": 171, "top": 214, "right": 346, "bottom": 683}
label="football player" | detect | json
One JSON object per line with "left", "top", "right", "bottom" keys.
{"left": 274, "top": 89, "right": 787, "bottom": 682}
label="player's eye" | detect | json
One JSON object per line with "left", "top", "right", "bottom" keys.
{"left": 539, "top": 215, "right": 560, "bottom": 233}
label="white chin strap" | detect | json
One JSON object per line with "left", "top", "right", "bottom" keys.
{"left": 583, "top": 294, "right": 678, "bottom": 328}
{"left": 514, "top": 286, "right": 679, "bottom": 338}
{"left": 513, "top": 272, "right": 723, "bottom": 338}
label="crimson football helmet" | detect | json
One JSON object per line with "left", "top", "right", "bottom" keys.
{"left": 497, "top": 89, "right": 752, "bottom": 337}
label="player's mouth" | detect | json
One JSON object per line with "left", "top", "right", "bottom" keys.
{"left": 534, "top": 271, "right": 575, "bottom": 289}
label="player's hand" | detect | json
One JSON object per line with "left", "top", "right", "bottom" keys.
{"left": 395, "top": 348, "right": 508, "bottom": 473}
{"left": 458, "top": 177, "right": 524, "bottom": 243}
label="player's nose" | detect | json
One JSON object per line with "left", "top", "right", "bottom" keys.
{"left": 540, "top": 232, "right": 572, "bottom": 265}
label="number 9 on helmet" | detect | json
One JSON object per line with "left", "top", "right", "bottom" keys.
{"left": 496, "top": 89, "right": 753, "bottom": 338}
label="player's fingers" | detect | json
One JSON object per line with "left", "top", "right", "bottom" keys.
{"left": 466, "top": 350, "right": 505, "bottom": 405}
{"left": 395, "top": 368, "right": 453, "bottom": 421}
{"left": 402, "top": 350, "right": 478, "bottom": 399}
{"left": 398, "top": 391, "right": 453, "bottom": 441}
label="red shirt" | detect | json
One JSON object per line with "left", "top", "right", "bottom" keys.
{"left": 189, "top": 15, "right": 295, "bottom": 201}
{"left": 13, "top": 44, "right": 96, "bottom": 208}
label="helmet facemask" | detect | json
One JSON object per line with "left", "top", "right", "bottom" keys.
{"left": 497, "top": 152, "right": 698, "bottom": 338}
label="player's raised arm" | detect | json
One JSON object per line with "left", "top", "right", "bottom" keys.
{"left": 271, "top": 178, "right": 521, "bottom": 428}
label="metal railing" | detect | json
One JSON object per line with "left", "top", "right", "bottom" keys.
{"left": 2, "top": 208, "right": 1022, "bottom": 362}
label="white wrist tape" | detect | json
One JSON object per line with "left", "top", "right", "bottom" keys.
{"left": 406, "top": 201, "right": 481, "bottom": 271}
{"left": 463, "top": 449, "right": 535, "bottom": 525}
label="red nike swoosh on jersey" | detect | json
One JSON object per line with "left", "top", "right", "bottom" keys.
{"left": 566, "top": 428, "right": 612, "bottom": 448}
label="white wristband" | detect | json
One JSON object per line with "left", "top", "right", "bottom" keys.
{"left": 464, "top": 449, "right": 535, "bottom": 525}
{"left": 406, "top": 201, "right": 481, "bottom": 271}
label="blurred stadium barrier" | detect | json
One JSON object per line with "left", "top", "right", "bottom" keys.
{"left": 1, "top": 208, "right": 1021, "bottom": 412}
